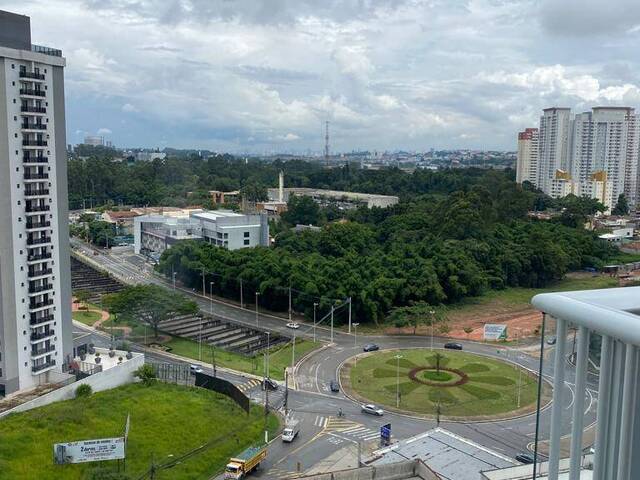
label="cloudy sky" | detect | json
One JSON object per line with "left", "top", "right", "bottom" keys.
{"left": 5, "top": 0, "right": 640, "bottom": 152}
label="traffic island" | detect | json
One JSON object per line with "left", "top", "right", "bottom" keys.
{"left": 341, "top": 348, "right": 551, "bottom": 421}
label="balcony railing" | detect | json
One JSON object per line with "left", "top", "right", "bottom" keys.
{"left": 32, "top": 360, "right": 56, "bottom": 373}
{"left": 24, "top": 189, "right": 50, "bottom": 197}
{"left": 30, "top": 314, "right": 54, "bottom": 326}
{"left": 24, "top": 173, "right": 49, "bottom": 180}
{"left": 28, "top": 284, "right": 53, "bottom": 294}
{"left": 21, "top": 123, "right": 47, "bottom": 130}
{"left": 19, "top": 71, "right": 45, "bottom": 80}
{"left": 26, "top": 220, "right": 51, "bottom": 229}
{"left": 22, "top": 140, "right": 48, "bottom": 147}
{"left": 21, "top": 106, "right": 47, "bottom": 114}
{"left": 29, "top": 268, "right": 52, "bottom": 278}
{"left": 30, "top": 330, "right": 54, "bottom": 341}
{"left": 29, "top": 299, "right": 54, "bottom": 309}
{"left": 19, "top": 88, "right": 45, "bottom": 97}
{"left": 25, "top": 204, "right": 50, "bottom": 213}
{"left": 31, "top": 345, "right": 56, "bottom": 356}
{"left": 27, "top": 253, "right": 52, "bottom": 262}
{"left": 23, "top": 155, "right": 48, "bottom": 163}
{"left": 32, "top": 44, "right": 62, "bottom": 57}
{"left": 27, "top": 236, "right": 52, "bottom": 246}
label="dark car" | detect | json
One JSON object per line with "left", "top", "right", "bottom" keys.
{"left": 444, "top": 342, "right": 463, "bottom": 350}
{"left": 363, "top": 343, "right": 379, "bottom": 352}
{"left": 329, "top": 380, "right": 340, "bottom": 392}
{"left": 515, "top": 453, "right": 535, "bottom": 464}
{"left": 263, "top": 378, "right": 279, "bottom": 391}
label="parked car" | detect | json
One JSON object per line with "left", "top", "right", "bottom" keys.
{"left": 546, "top": 336, "right": 557, "bottom": 345}
{"left": 286, "top": 322, "right": 300, "bottom": 329}
{"left": 363, "top": 343, "right": 379, "bottom": 352}
{"left": 444, "top": 342, "right": 463, "bottom": 350}
{"left": 263, "top": 378, "right": 279, "bottom": 391}
{"left": 361, "top": 404, "right": 384, "bottom": 416}
{"left": 189, "top": 364, "right": 203, "bottom": 375}
{"left": 329, "top": 380, "right": 340, "bottom": 392}
{"left": 515, "top": 453, "right": 535, "bottom": 464}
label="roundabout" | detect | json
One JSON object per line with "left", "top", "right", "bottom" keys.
{"left": 341, "top": 348, "right": 544, "bottom": 419}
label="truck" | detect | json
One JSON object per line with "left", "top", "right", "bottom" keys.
{"left": 282, "top": 418, "right": 300, "bottom": 443}
{"left": 224, "top": 445, "right": 267, "bottom": 480}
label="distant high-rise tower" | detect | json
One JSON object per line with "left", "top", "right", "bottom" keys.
{"left": 516, "top": 128, "right": 538, "bottom": 185}
{"left": 537, "top": 107, "right": 572, "bottom": 196}
{"left": 0, "top": 10, "right": 73, "bottom": 395}
{"left": 324, "top": 120, "right": 329, "bottom": 165}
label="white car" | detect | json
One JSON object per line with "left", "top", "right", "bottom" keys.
{"left": 361, "top": 404, "right": 384, "bottom": 416}
{"left": 189, "top": 364, "right": 203, "bottom": 375}
{"left": 286, "top": 322, "right": 300, "bottom": 329}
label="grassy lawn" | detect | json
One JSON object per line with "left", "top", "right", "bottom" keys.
{"left": 163, "top": 335, "right": 319, "bottom": 381}
{"left": 0, "top": 382, "right": 279, "bottom": 480}
{"left": 345, "top": 349, "right": 542, "bottom": 418}
{"left": 71, "top": 310, "right": 102, "bottom": 326}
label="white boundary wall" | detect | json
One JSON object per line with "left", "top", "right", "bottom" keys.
{"left": 0, "top": 351, "right": 144, "bottom": 418}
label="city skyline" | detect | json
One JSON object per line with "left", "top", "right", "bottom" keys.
{"left": 3, "top": 0, "right": 640, "bottom": 152}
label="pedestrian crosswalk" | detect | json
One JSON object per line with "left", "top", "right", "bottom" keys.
{"left": 267, "top": 466, "right": 302, "bottom": 479}
{"left": 325, "top": 417, "right": 380, "bottom": 442}
{"left": 237, "top": 378, "right": 261, "bottom": 392}
{"left": 313, "top": 415, "right": 328, "bottom": 428}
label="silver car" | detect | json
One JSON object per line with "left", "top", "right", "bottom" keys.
{"left": 361, "top": 404, "right": 384, "bottom": 416}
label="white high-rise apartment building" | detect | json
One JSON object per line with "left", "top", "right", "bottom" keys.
{"left": 536, "top": 107, "right": 572, "bottom": 195}
{"left": 515, "top": 127, "right": 538, "bottom": 184}
{"left": 0, "top": 11, "right": 73, "bottom": 396}
{"left": 569, "top": 107, "right": 639, "bottom": 208}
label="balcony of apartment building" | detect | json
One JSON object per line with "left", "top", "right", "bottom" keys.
{"left": 32, "top": 359, "right": 56, "bottom": 374}
{"left": 30, "top": 312, "right": 54, "bottom": 327}
{"left": 23, "top": 171, "right": 49, "bottom": 182}
{"left": 30, "top": 328, "right": 55, "bottom": 343}
{"left": 19, "top": 70, "right": 45, "bottom": 81}
{"left": 26, "top": 235, "right": 52, "bottom": 247}
{"left": 21, "top": 121, "right": 47, "bottom": 132}
{"left": 29, "top": 297, "right": 54, "bottom": 311}
{"left": 25, "top": 202, "right": 50, "bottom": 214}
{"left": 20, "top": 104, "right": 47, "bottom": 115}
{"left": 27, "top": 250, "right": 52, "bottom": 264}
{"left": 28, "top": 266, "right": 53, "bottom": 280}
{"left": 22, "top": 138, "right": 47, "bottom": 148}
{"left": 24, "top": 187, "right": 50, "bottom": 198}
{"left": 28, "top": 282, "right": 54, "bottom": 296}
{"left": 532, "top": 287, "right": 640, "bottom": 480}
{"left": 25, "top": 218, "right": 51, "bottom": 230}
{"left": 23, "top": 153, "right": 48, "bottom": 164}
{"left": 31, "top": 343, "right": 56, "bottom": 359}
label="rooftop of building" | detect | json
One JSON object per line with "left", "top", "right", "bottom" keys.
{"left": 191, "top": 210, "right": 246, "bottom": 221}
{"left": 370, "top": 428, "right": 515, "bottom": 479}
{"left": 270, "top": 187, "right": 398, "bottom": 201}
{"left": 0, "top": 10, "right": 62, "bottom": 57}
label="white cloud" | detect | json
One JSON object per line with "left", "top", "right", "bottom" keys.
{"left": 97, "top": 128, "right": 112, "bottom": 135}
{"left": 122, "top": 103, "right": 138, "bottom": 112}
{"left": 6, "top": 0, "right": 640, "bottom": 150}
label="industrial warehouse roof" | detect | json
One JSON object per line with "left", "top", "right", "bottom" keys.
{"left": 370, "top": 428, "right": 515, "bottom": 479}
{"left": 532, "top": 286, "right": 640, "bottom": 345}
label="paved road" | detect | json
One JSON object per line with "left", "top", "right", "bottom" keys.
{"left": 71, "top": 241, "right": 599, "bottom": 478}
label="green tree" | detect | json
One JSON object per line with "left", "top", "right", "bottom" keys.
{"left": 75, "top": 290, "right": 91, "bottom": 310}
{"left": 87, "top": 221, "right": 116, "bottom": 247}
{"left": 612, "top": 193, "right": 630, "bottom": 216}
{"left": 282, "top": 195, "right": 321, "bottom": 226}
{"left": 103, "top": 285, "right": 198, "bottom": 338}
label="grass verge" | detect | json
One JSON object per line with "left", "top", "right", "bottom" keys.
{"left": 0, "top": 382, "right": 279, "bottom": 480}
{"left": 72, "top": 310, "right": 102, "bottom": 326}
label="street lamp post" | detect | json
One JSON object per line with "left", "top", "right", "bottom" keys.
{"left": 353, "top": 323, "right": 360, "bottom": 348}
{"left": 201, "top": 266, "right": 206, "bottom": 297}
{"left": 395, "top": 354, "right": 403, "bottom": 408}
{"left": 330, "top": 305, "right": 334, "bottom": 344}
{"left": 313, "top": 302, "right": 318, "bottom": 343}
{"left": 255, "top": 292, "right": 260, "bottom": 327}
{"left": 198, "top": 317, "right": 203, "bottom": 361}
{"left": 429, "top": 310, "right": 435, "bottom": 351}
{"left": 210, "top": 281, "right": 214, "bottom": 315}
{"left": 240, "top": 279, "right": 244, "bottom": 309}
{"left": 172, "top": 270, "right": 177, "bottom": 290}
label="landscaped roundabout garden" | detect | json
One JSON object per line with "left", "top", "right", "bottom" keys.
{"left": 342, "top": 349, "right": 548, "bottom": 420}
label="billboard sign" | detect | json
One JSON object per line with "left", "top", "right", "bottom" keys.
{"left": 53, "top": 437, "right": 125, "bottom": 464}
{"left": 484, "top": 324, "right": 508, "bottom": 341}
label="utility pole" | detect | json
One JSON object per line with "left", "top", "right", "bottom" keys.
{"left": 288, "top": 285, "right": 292, "bottom": 321}
{"left": 430, "top": 310, "right": 435, "bottom": 351}
{"left": 210, "top": 282, "right": 214, "bottom": 314}
{"left": 211, "top": 343, "right": 217, "bottom": 377}
{"left": 198, "top": 317, "right": 203, "bottom": 361}
{"left": 291, "top": 331, "right": 296, "bottom": 369}
{"left": 172, "top": 269, "right": 176, "bottom": 290}
{"left": 395, "top": 354, "right": 402, "bottom": 408}
{"left": 330, "top": 305, "right": 334, "bottom": 344}
{"left": 201, "top": 266, "right": 206, "bottom": 297}
{"left": 284, "top": 369, "right": 289, "bottom": 414}
{"left": 255, "top": 292, "right": 260, "bottom": 327}
{"left": 313, "top": 302, "right": 318, "bottom": 343}
{"left": 348, "top": 297, "right": 352, "bottom": 334}
{"left": 240, "top": 279, "right": 244, "bottom": 309}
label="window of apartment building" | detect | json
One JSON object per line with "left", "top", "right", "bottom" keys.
{"left": 244, "top": 239, "right": 250, "bottom": 246}
{"left": 244, "top": 231, "right": 250, "bottom": 238}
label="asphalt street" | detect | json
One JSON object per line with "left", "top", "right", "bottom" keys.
{"left": 71, "top": 241, "right": 599, "bottom": 478}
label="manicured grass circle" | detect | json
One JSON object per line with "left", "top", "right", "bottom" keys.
{"left": 346, "top": 349, "right": 540, "bottom": 418}
{"left": 424, "top": 370, "right": 453, "bottom": 382}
